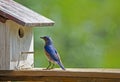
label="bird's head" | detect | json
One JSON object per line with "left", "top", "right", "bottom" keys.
{"left": 40, "top": 36, "right": 53, "bottom": 45}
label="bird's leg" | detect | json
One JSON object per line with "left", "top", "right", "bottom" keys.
{"left": 50, "top": 63, "right": 55, "bottom": 69}
{"left": 46, "top": 61, "right": 51, "bottom": 70}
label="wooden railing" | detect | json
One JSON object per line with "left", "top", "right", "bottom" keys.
{"left": 0, "top": 68, "right": 120, "bottom": 82}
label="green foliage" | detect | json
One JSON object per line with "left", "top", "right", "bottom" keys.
{"left": 15, "top": 0, "right": 120, "bottom": 68}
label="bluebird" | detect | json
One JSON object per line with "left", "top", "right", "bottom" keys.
{"left": 40, "top": 36, "right": 65, "bottom": 70}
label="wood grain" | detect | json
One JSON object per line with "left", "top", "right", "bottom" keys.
{"left": 0, "top": 0, "right": 54, "bottom": 27}
{"left": 6, "top": 20, "right": 34, "bottom": 69}
{"left": 0, "top": 22, "right": 10, "bottom": 70}
{"left": 0, "top": 22, "right": 6, "bottom": 69}
{"left": 0, "top": 20, "right": 34, "bottom": 70}
{"left": 0, "top": 68, "right": 119, "bottom": 81}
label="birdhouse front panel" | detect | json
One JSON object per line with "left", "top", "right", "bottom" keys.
{"left": 8, "top": 20, "right": 34, "bottom": 70}
{"left": 0, "top": 20, "right": 34, "bottom": 70}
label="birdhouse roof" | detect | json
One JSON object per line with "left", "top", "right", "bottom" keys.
{"left": 0, "top": 0, "right": 54, "bottom": 27}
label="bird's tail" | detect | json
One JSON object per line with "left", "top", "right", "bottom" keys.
{"left": 57, "top": 61, "right": 65, "bottom": 70}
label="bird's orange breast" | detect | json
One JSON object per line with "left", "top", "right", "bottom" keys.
{"left": 44, "top": 50, "right": 56, "bottom": 64}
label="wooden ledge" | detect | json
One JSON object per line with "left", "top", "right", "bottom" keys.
{"left": 0, "top": 68, "right": 120, "bottom": 81}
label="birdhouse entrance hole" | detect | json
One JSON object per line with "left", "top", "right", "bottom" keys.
{"left": 18, "top": 27, "right": 24, "bottom": 38}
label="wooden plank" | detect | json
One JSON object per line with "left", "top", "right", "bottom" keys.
{"left": 0, "top": 68, "right": 119, "bottom": 81}
{"left": 6, "top": 20, "right": 34, "bottom": 69}
{"left": 0, "top": 22, "right": 10, "bottom": 70}
{"left": 0, "top": 0, "right": 54, "bottom": 27}
{"left": 0, "top": 22, "right": 6, "bottom": 69}
{"left": 5, "top": 19, "right": 10, "bottom": 70}
{"left": 0, "top": 76, "right": 91, "bottom": 82}
{"left": 96, "top": 79, "right": 120, "bottom": 82}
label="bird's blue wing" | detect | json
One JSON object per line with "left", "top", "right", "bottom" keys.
{"left": 45, "top": 45, "right": 65, "bottom": 70}
{"left": 44, "top": 45, "right": 60, "bottom": 62}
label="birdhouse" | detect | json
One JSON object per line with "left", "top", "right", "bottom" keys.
{"left": 0, "top": 0, "right": 54, "bottom": 70}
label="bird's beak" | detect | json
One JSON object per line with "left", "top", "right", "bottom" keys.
{"left": 40, "top": 37, "right": 44, "bottom": 39}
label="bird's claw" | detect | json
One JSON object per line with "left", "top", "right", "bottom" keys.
{"left": 42, "top": 67, "right": 54, "bottom": 70}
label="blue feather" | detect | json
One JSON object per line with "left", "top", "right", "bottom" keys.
{"left": 57, "top": 61, "right": 65, "bottom": 70}
{"left": 41, "top": 36, "right": 65, "bottom": 70}
{"left": 45, "top": 45, "right": 59, "bottom": 62}
{"left": 45, "top": 45, "right": 65, "bottom": 70}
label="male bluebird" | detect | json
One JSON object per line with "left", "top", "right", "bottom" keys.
{"left": 40, "top": 36, "right": 65, "bottom": 70}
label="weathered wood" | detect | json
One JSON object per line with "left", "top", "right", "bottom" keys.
{"left": 0, "top": 0, "right": 54, "bottom": 27}
{"left": 0, "top": 22, "right": 6, "bottom": 69}
{"left": 0, "top": 15, "right": 7, "bottom": 23}
{"left": 21, "top": 52, "right": 34, "bottom": 55}
{"left": 0, "top": 20, "right": 34, "bottom": 70}
{"left": 6, "top": 20, "right": 34, "bottom": 69}
{"left": 0, "top": 68, "right": 119, "bottom": 81}
{"left": 0, "top": 22, "right": 10, "bottom": 70}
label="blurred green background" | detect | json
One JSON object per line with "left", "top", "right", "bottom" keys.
{"left": 15, "top": 0, "right": 120, "bottom": 68}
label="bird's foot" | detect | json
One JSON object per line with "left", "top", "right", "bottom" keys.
{"left": 42, "top": 62, "right": 55, "bottom": 70}
{"left": 42, "top": 67, "right": 54, "bottom": 70}
{"left": 42, "top": 68, "right": 50, "bottom": 70}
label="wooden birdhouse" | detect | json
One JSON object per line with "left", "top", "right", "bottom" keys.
{"left": 0, "top": 0, "right": 54, "bottom": 70}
